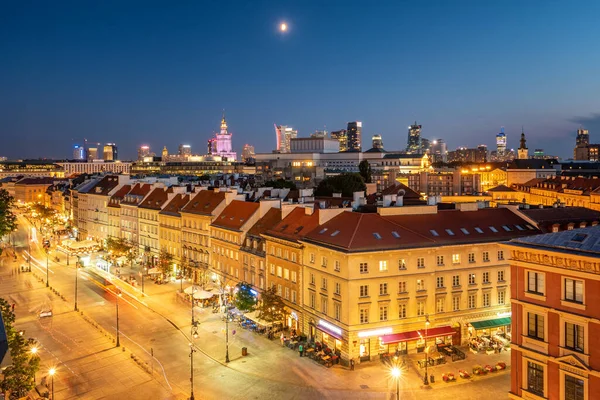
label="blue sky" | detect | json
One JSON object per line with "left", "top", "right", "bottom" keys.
{"left": 1, "top": 0, "right": 600, "bottom": 160}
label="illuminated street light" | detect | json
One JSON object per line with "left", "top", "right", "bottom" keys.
{"left": 48, "top": 367, "right": 56, "bottom": 399}
{"left": 391, "top": 367, "right": 401, "bottom": 400}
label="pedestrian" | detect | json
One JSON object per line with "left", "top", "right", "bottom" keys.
{"left": 280, "top": 333, "right": 285, "bottom": 346}
{"left": 11, "top": 303, "right": 15, "bottom": 313}
{"left": 298, "top": 344, "right": 303, "bottom": 357}
{"left": 350, "top": 358, "right": 355, "bottom": 371}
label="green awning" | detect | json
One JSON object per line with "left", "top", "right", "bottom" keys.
{"left": 470, "top": 317, "right": 511, "bottom": 330}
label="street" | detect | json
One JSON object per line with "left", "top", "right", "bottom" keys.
{"left": 2, "top": 214, "right": 511, "bottom": 399}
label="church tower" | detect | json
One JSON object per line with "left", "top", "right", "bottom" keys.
{"left": 161, "top": 146, "right": 169, "bottom": 161}
{"left": 518, "top": 129, "right": 529, "bottom": 160}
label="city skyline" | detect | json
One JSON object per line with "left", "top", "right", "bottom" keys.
{"left": 2, "top": 1, "right": 600, "bottom": 160}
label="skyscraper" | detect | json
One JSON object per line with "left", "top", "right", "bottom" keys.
{"left": 496, "top": 127, "right": 507, "bottom": 158}
{"left": 430, "top": 139, "right": 447, "bottom": 163}
{"left": 207, "top": 138, "right": 216, "bottom": 155}
{"left": 330, "top": 130, "right": 348, "bottom": 152}
{"left": 371, "top": 134, "right": 383, "bottom": 150}
{"left": 178, "top": 144, "right": 192, "bottom": 157}
{"left": 274, "top": 125, "right": 298, "bottom": 153}
{"left": 103, "top": 143, "right": 118, "bottom": 161}
{"left": 211, "top": 113, "right": 237, "bottom": 160}
{"left": 72, "top": 145, "right": 85, "bottom": 160}
{"left": 137, "top": 145, "right": 151, "bottom": 160}
{"left": 576, "top": 127, "right": 590, "bottom": 147}
{"left": 87, "top": 146, "right": 99, "bottom": 161}
{"left": 406, "top": 122, "right": 421, "bottom": 153}
{"left": 241, "top": 144, "right": 255, "bottom": 162}
{"left": 346, "top": 121, "right": 362, "bottom": 152}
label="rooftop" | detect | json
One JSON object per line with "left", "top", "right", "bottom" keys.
{"left": 181, "top": 190, "right": 226, "bottom": 215}
{"left": 121, "top": 183, "right": 153, "bottom": 205}
{"left": 508, "top": 225, "right": 600, "bottom": 256}
{"left": 159, "top": 194, "right": 191, "bottom": 217}
{"left": 86, "top": 175, "right": 121, "bottom": 196}
{"left": 247, "top": 207, "right": 282, "bottom": 237}
{"left": 139, "top": 187, "right": 172, "bottom": 210}
{"left": 107, "top": 184, "right": 131, "bottom": 208}
{"left": 211, "top": 200, "right": 260, "bottom": 231}
{"left": 264, "top": 206, "right": 321, "bottom": 243}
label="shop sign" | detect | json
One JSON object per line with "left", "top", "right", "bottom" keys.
{"left": 318, "top": 320, "right": 342, "bottom": 336}
{"left": 357, "top": 327, "right": 392, "bottom": 338}
{"left": 496, "top": 311, "right": 512, "bottom": 318}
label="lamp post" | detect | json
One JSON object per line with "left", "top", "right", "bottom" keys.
{"left": 424, "top": 315, "right": 430, "bottom": 385}
{"left": 30, "top": 346, "right": 39, "bottom": 384}
{"left": 45, "top": 249, "right": 49, "bottom": 287}
{"left": 28, "top": 228, "right": 31, "bottom": 271}
{"left": 115, "top": 292, "right": 121, "bottom": 347}
{"left": 74, "top": 257, "right": 80, "bottom": 312}
{"left": 225, "top": 308, "right": 230, "bottom": 363}
{"left": 391, "top": 366, "right": 400, "bottom": 400}
{"left": 190, "top": 285, "right": 199, "bottom": 400}
{"left": 48, "top": 367, "right": 56, "bottom": 399}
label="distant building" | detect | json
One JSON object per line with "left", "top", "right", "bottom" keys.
{"left": 311, "top": 130, "right": 328, "bottom": 139}
{"left": 207, "top": 138, "right": 217, "bottom": 155}
{"left": 447, "top": 147, "right": 487, "bottom": 163}
{"left": 430, "top": 139, "right": 447, "bottom": 163}
{"left": 241, "top": 144, "right": 255, "bottom": 162}
{"left": 576, "top": 127, "right": 590, "bottom": 147}
{"left": 330, "top": 130, "right": 348, "bottom": 152}
{"left": 73, "top": 145, "right": 85, "bottom": 160}
{"left": 178, "top": 144, "right": 192, "bottom": 157}
{"left": 137, "top": 145, "right": 151, "bottom": 161}
{"left": 161, "top": 146, "right": 169, "bottom": 160}
{"left": 211, "top": 113, "right": 237, "bottom": 161}
{"left": 58, "top": 161, "right": 132, "bottom": 176}
{"left": 496, "top": 127, "right": 507, "bottom": 158}
{"left": 371, "top": 134, "right": 383, "bottom": 150}
{"left": 103, "top": 143, "right": 118, "bottom": 161}
{"left": 517, "top": 129, "right": 529, "bottom": 160}
{"left": 420, "top": 138, "right": 431, "bottom": 154}
{"left": 574, "top": 127, "right": 600, "bottom": 161}
{"left": 274, "top": 125, "right": 298, "bottom": 154}
{"left": 406, "top": 122, "right": 422, "bottom": 153}
{"left": 346, "top": 121, "right": 362, "bottom": 151}
{"left": 87, "top": 146, "right": 99, "bottom": 161}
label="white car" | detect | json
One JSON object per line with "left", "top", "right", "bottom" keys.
{"left": 39, "top": 310, "right": 52, "bottom": 318}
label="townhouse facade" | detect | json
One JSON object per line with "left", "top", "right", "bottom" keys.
{"left": 158, "top": 193, "right": 191, "bottom": 265}
{"left": 120, "top": 183, "right": 152, "bottom": 249}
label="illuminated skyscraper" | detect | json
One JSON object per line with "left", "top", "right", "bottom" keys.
{"left": 103, "top": 143, "right": 118, "bottom": 161}
{"left": 241, "top": 144, "right": 255, "bottom": 162}
{"left": 330, "top": 130, "right": 348, "bottom": 152}
{"left": 274, "top": 124, "right": 297, "bottom": 153}
{"left": 211, "top": 113, "right": 237, "bottom": 160}
{"left": 178, "top": 144, "right": 192, "bottom": 157}
{"left": 371, "top": 134, "right": 383, "bottom": 150}
{"left": 72, "top": 145, "right": 85, "bottom": 160}
{"left": 576, "top": 127, "right": 590, "bottom": 147}
{"left": 406, "top": 122, "right": 421, "bottom": 153}
{"left": 137, "top": 145, "right": 151, "bottom": 160}
{"left": 430, "top": 139, "right": 447, "bottom": 163}
{"left": 496, "top": 127, "right": 507, "bottom": 157}
{"left": 346, "top": 121, "right": 362, "bottom": 151}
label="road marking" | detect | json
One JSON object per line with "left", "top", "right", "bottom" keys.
{"left": 23, "top": 251, "right": 55, "bottom": 275}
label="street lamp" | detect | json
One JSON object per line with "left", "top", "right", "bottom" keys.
{"left": 74, "top": 257, "right": 80, "bottom": 312}
{"left": 391, "top": 366, "right": 401, "bottom": 400}
{"left": 115, "top": 292, "right": 122, "bottom": 347}
{"left": 423, "top": 315, "right": 430, "bottom": 386}
{"left": 190, "top": 286, "right": 199, "bottom": 400}
{"left": 225, "top": 308, "right": 230, "bottom": 363}
{"left": 48, "top": 367, "right": 56, "bottom": 399}
{"left": 45, "top": 248, "right": 49, "bottom": 287}
{"left": 30, "top": 346, "right": 39, "bottom": 384}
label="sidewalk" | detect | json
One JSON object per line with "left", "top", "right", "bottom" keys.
{"left": 102, "top": 269, "right": 512, "bottom": 395}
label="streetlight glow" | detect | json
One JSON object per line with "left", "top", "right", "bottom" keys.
{"left": 49, "top": 367, "right": 56, "bottom": 376}
{"left": 30, "top": 347, "right": 38, "bottom": 355}
{"left": 391, "top": 367, "right": 400, "bottom": 378}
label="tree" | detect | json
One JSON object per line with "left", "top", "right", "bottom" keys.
{"left": 157, "top": 250, "right": 173, "bottom": 278}
{"left": 105, "top": 237, "right": 132, "bottom": 257}
{"left": 358, "top": 160, "right": 373, "bottom": 184}
{"left": 264, "top": 179, "right": 297, "bottom": 190}
{"left": 0, "top": 298, "right": 39, "bottom": 398}
{"left": 256, "top": 286, "right": 285, "bottom": 323}
{"left": 233, "top": 282, "right": 256, "bottom": 313}
{"left": 315, "top": 173, "right": 367, "bottom": 197}
{"left": 0, "top": 189, "right": 17, "bottom": 256}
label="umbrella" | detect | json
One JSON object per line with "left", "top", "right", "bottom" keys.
{"left": 193, "top": 290, "right": 215, "bottom": 300}
{"left": 184, "top": 285, "right": 202, "bottom": 295}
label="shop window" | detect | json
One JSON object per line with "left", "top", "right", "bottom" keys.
{"left": 527, "top": 312, "right": 545, "bottom": 340}
{"left": 527, "top": 361, "right": 544, "bottom": 397}
{"left": 564, "top": 278, "right": 583, "bottom": 304}
{"left": 565, "top": 322, "right": 584, "bottom": 352}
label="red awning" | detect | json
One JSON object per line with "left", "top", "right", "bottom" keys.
{"left": 380, "top": 326, "right": 455, "bottom": 345}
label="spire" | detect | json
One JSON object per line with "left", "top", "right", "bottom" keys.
{"left": 519, "top": 129, "right": 527, "bottom": 150}
{"left": 220, "top": 109, "right": 228, "bottom": 133}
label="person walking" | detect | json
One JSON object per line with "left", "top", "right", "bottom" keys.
{"left": 298, "top": 344, "right": 303, "bottom": 357}
{"left": 350, "top": 357, "right": 355, "bottom": 371}
{"left": 280, "top": 333, "right": 285, "bottom": 346}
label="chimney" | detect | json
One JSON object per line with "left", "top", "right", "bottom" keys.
{"left": 352, "top": 191, "right": 365, "bottom": 210}
{"left": 395, "top": 189, "right": 405, "bottom": 207}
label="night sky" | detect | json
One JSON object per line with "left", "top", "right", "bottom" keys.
{"left": 2, "top": 1, "right": 600, "bottom": 160}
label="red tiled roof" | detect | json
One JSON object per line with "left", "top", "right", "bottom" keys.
{"left": 139, "top": 187, "right": 171, "bottom": 210}
{"left": 181, "top": 190, "right": 226, "bottom": 215}
{"left": 15, "top": 177, "right": 56, "bottom": 185}
{"left": 264, "top": 207, "right": 321, "bottom": 243}
{"left": 121, "top": 183, "right": 153, "bottom": 205}
{"left": 159, "top": 194, "right": 191, "bottom": 217}
{"left": 87, "top": 175, "right": 120, "bottom": 196}
{"left": 107, "top": 184, "right": 131, "bottom": 208}
{"left": 247, "top": 207, "right": 282, "bottom": 237}
{"left": 381, "top": 182, "right": 421, "bottom": 199}
{"left": 487, "top": 184, "right": 516, "bottom": 192}
{"left": 211, "top": 200, "right": 260, "bottom": 231}
{"left": 303, "top": 208, "right": 541, "bottom": 252}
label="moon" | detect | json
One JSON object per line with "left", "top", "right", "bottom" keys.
{"left": 280, "top": 22, "right": 288, "bottom": 32}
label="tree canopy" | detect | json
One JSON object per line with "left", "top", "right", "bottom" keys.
{"left": 256, "top": 286, "right": 285, "bottom": 323}
{"left": 358, "top": 160, "right": 373, "bottom": 183}
{"left": 157, "top": 250, "right": 174, "bottom": 277}
{"left": 315, "top": 173, "right": 366, "bottom": 197}
{"left": 233, "top": 282, "right": 256, "bottom": 313}
{"left": 264, "top": 179, "right": 297, "bottom": 190}
{"left": 0, "top": 189, "right": 17, "bottom": 255}
{"left": 0, "top": 298, "right": 39, "bottom": 397}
